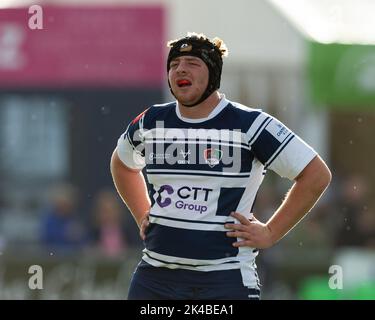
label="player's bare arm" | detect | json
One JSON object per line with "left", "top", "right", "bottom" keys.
{"left": 225, "top": 155, "right": 331, "bottom": 248}
{"left": 110, "top": 148, "right": 150, "bottom": 239}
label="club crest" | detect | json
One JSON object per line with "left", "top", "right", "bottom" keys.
{"left": 204, "top": 148, "right": 223, "bottom": 168}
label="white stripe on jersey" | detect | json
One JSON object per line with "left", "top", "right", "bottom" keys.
{"left": 144, "top": 127, "right": 247, "bottom": 145}
{"left": 233, "top": 159, "right": 265, "bottom": 216}
{"left": 147, "top": 169, "right": 251, "bottom": 176}
{"left": 142, "top": 249, "right": 258, "bottom": 274}
{"left": 145, "top": 139, "right": 251, "bottom": 150}
{"left": 149, "top": 214, "right": 229, "bottom": 232}
{"left": 246, "top": 112, "right": 270, "bottom": 144}
{"left": 239, "top": 261, "right": 260, "bottom": 289}
{"left": 249, "top": 117, "right": 273, "bottom": 146}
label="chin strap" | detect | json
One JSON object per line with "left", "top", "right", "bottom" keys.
{"left": 168, "top": 79, "right": 215, "bottom": 108}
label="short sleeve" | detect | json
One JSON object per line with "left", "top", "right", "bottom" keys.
{"left": 247, "top": 112, "right": 317, "bottom": 180}
{"left": 116, "top": 109, "right": 148, "bottom": 170}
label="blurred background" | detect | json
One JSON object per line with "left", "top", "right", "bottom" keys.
{"left": 0, "top": 0, "right": 374, "bottom": 299}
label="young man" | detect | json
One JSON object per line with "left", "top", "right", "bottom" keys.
{"left": 111, "top": 32, "right": 331, "bottom": 299}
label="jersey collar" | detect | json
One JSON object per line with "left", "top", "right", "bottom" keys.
{"left": 175, "top": 94, "right": 229, "bottom": 123}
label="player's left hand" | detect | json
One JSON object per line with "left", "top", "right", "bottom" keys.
{"left": 225, "top": 212, "right": 274, "bottom": 249}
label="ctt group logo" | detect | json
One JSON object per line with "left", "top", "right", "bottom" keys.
{"left": 155, "top": 184, "right": 213, "bottom": 214}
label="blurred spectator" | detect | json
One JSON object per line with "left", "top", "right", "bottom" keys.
{"left": 334, "top": 175, "right": 371, "bottom": 248}
{"left": 356, "top": 204, "right": 375, "bottom": 248}
{"left": 91, "top": 189, "right": 127, "bottom": 257}
{"left": 290, "top": 209, "right": 332, "bottom": 248}
{"left": 40, "top": 183, "right": 88, "bottom": 254}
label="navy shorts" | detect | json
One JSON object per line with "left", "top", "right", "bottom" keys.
{"left": 128, "top": 261, "right": 261, "bottom": 300}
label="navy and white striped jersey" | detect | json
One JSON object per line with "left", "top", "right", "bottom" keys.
{"left": 117, "top": 95, "right": 316, "bottom": 289}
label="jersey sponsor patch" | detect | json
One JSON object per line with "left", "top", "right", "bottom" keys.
{"left": 265, "top": 120, "right": 290, "bottom": 143}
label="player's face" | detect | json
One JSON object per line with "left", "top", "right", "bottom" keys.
{"left": 168, "top": 56, "right": 209, "bottom": 106}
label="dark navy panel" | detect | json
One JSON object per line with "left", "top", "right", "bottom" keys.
{"left": 251, "top": 130, "right": 284, "bottom": 164}
{"left": 248, "top": 117, "right": 272, "bottom": 145}
{"left": 184, "top": 102, "right": 261, "bottom": 132}
{"left": 265, "top": 134, "right": 295, "bottom": 169}
{"left": 147, "top": 171, "right": 250, "bottom": 178}
{"left": 142, "top": 102, "right": 176, "bottom": 129}
{"left": 225, "top": 104, "right": 262, "bottom": 133}
{"left": 136, "top": 261, "right": 259, "bottom": 289}
{"left": 145, "top": 223, "right": 238, "bottom": 260}
{"left": 240, "top": 147, "right": 254, "bottom": 172}
{"left": 215, "top": 187, "right": 246, "bottom": 216}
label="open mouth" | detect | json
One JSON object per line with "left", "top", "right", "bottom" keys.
{"left": 177, "top": 79, "right": 192, "bottom": 87}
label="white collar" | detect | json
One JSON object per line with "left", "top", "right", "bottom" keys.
{"left": 175, "top": 94, "right": 228, "bottom": 123}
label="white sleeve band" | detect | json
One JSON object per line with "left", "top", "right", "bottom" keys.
{"left": 268, "top": 136, "right": 317, "bottom": 180}
{"left": 116, "top": 133, "right": 146, "bottom": 170}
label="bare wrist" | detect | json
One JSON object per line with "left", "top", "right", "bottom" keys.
{"left": 266, "top": 223, "right": 278, "bottom": 245}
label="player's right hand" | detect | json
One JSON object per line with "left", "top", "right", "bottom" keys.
{"left": 139, "top": 215, "right": 150, "bottom": 241}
